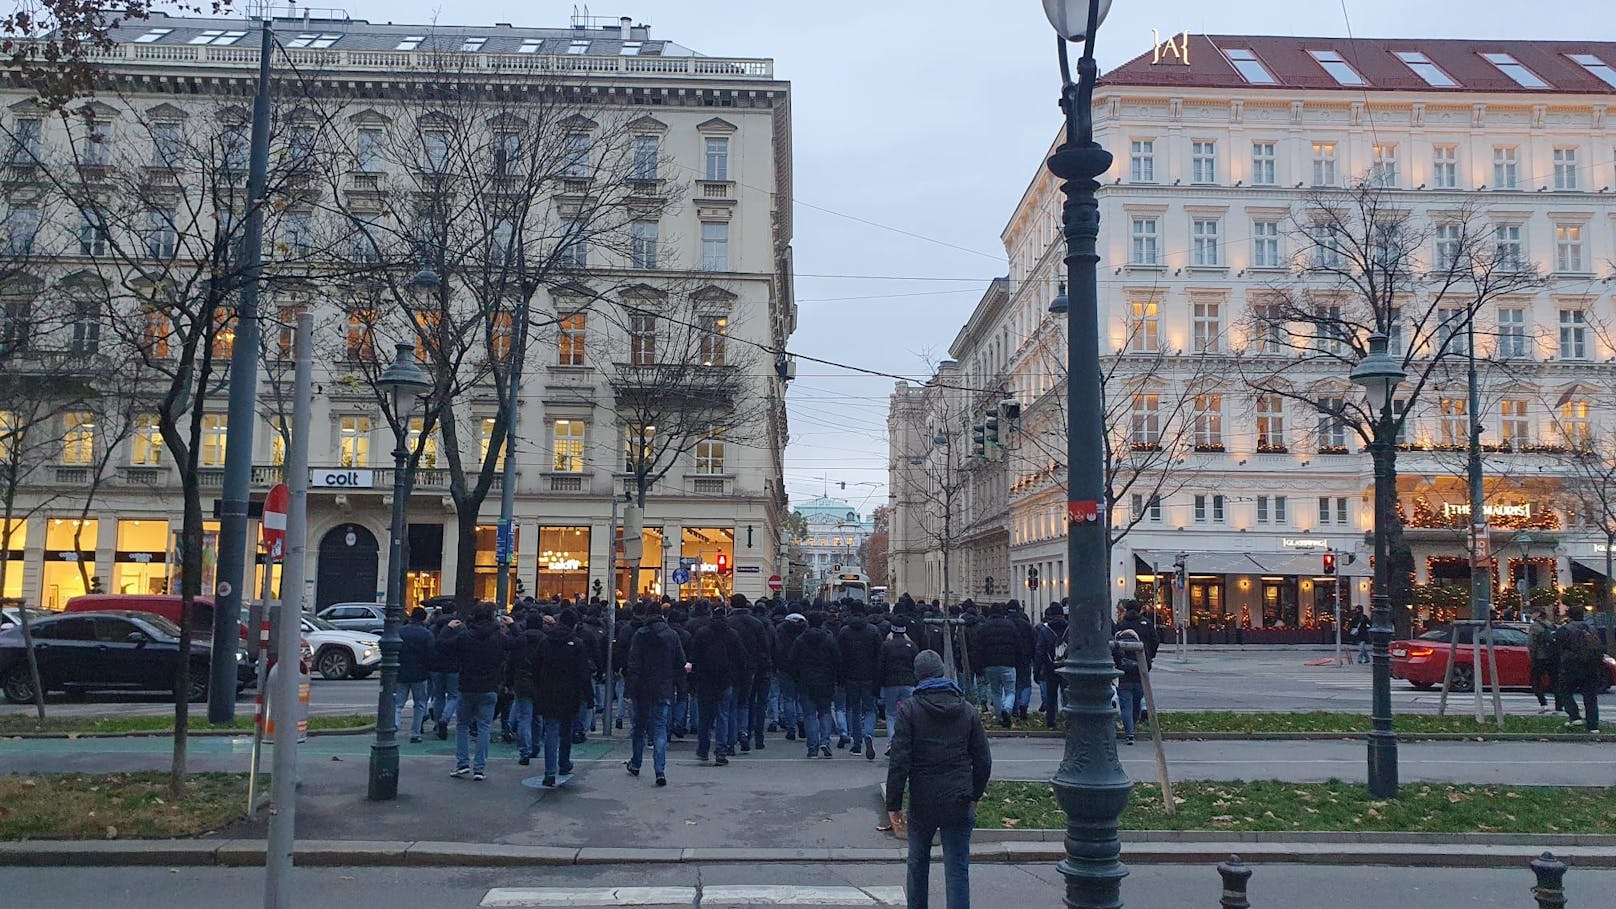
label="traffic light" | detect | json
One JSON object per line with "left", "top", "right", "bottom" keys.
{"left": 1323, "top": 550, "right": 1337, "bottom": 576}
{"left": 1027, "top": 566, "right": 1040, "bottom": 590}
{"left": 716, "top": 552, "right": 731, "bottom": 575}
{"left": 971, "top": 423, "right": 986, "bottom": 458}
{"left": 984, "top": 413, "right": 1001, "bottom": 450}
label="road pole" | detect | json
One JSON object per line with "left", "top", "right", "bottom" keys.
{"left": 210, "top": 15, "right": 273, "bottom": 723}
{"left": 264, "top": 311, "right": 311, "bottom": 909}
{"left": 1464, "top": 318, "right": 1492, "bottom": 723}
{"left": 603, "top": 494, "right": 620, "bottom": 738}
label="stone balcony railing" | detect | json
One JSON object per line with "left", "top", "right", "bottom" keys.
{"left": 88, "top": 44, "right": 774, "bottom": 79}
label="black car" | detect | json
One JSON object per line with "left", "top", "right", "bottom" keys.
{"left": 0, "top": 610, "right": 254, "bottom": 703}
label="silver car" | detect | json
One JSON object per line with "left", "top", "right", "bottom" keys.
{"left": 316, "top": 602, "right": 387, "bottom": 635}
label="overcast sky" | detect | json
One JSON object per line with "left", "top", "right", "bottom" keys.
{"left": 339, "top": 0, "right": 1607, "bottom": 516}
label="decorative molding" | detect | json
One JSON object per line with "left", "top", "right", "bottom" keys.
{"left": 695, "top": 116, "right": 738, "bottom": 134}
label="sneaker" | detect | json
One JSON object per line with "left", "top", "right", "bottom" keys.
{"left": 1568, "top": 719, "right": 1586, "bottom": 728}
{"left": 573, "top": 731, "right": 587, "bottom": 745}
{"left": 559, "top": 765, "right": 574, "bottom": 776}
{"left": 1590, "top": 728, "right": 1601, "bottom": 734}
{"left": 436, "top": 723, "right": 449, "bottom": 741}
{"left": 655, "top": 774, "right": 667, "bottom": 787}
{"left": 820, "top": 745, "right": 833, "bottom": 758}
{"left": 767, "top": 722, "right": 779, "bottom": 733}
{"left": 615, "top": 717, "right": 624, "bottom": 729}
{"left": 807, "top": 749, "right": 818, "bottom": 759}
{"left": 518, "top": 755, "right": 530, "bottom": 766}
{"left": 837, "top": 736, "right": 850, "bottom": 749}
{"left": 449, "top": 766, "right": 471, "bottom": 778}
{"left": 1125, "top": 736, "right": 1135, "bottom": 746}
{"left": 715, "top": 756, "right": 730, "bottom": 767}
{"left": 785, "top": 730, "right": 797, "bottom": 742}
{"left": 626, "top": 762, "right": 641, "bottom": 777}
{"left": 696, "top": 751, "right": 709, "bottom": 763}
{"left": 501, "top": 731, "right": 515, "bottom": 744}
{"left": 542, "top": 775, "right": 556, "bottom": 788}
{"left": 864, "top": 736, "right": 875, "bottom": 760}
{"left": 739, "top": 740, "right": 751, "bottom": 754}
{"left": 409, "top": 735, "right": 423, "bottom": 744}
{"left": 473, "top": 771, "right": 486, "bottom": 782}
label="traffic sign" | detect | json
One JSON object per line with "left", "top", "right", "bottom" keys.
{"left": 768, "top": 575, "right": 783, "bottom": 592}
{"left": 496, "top": 520, "right": 513, "bottom": 563}
{"left": 672, "top": 567, "right": 692, "bottom": 586}
{"left": 261, "top": 484, "right": 289, "bottom": 560}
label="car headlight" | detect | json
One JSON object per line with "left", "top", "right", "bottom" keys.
{"left": 362, "top": 649, "right": 375, "bottom": 660}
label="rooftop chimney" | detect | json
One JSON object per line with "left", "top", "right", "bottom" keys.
{"left": 620, "top": 16, "right": 632, "bottom": 40}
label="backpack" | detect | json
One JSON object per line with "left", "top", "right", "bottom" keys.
{"left": 1564, "top": 623, "right": 1603, "bottom": 665}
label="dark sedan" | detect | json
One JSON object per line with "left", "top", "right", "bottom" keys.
{"left": 0, "top": 610, "right": 254, "bottom": 703}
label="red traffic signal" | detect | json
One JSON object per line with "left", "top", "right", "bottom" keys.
{"left": 716, "top": 553, "right": 731, "bottom": 574}
{"left": 1322, "top": 551, "right": 1337, "bottom": 576}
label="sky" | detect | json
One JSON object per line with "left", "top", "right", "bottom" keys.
{"left": 291, "top": 0, "right": 1610, "bottom": 517}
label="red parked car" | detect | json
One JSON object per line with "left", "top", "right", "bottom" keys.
{"left": 1391, "top": 623, "right": 1616, "bottom": 692}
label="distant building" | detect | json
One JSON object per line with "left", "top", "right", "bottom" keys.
{"left": 793, "top": 495, "right": 874, "bottom": 590}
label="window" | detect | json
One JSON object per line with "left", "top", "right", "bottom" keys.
{"left": 139, "top": 308, "right": 170, "bottom": 358}
{"left": 620, "top": 41, "right": 642, "bottom": 56}
{"left": 1395, "top": 50, "right": 1458, "bottom": 87}
{"left": 1256, "top": 395, "right": 1285, "bottom": 449}
{"left": 518, "top": 39, "right": 543, "bottom": 53}
{"left": 131, "top": 414, "right": 162, "bottom": 466}
{"left": 557, "top": 218, "right": 586, "bottom": 269}
{"left": 700, "top": 221, "right": 729, "bottom": 271}
{"left": 1128, "top": 140, "right": 1155, "bottom": 182}
{"left": 1559, "top": 309, "right": 1587, "bottom": 360}
{"left": 1561, "top": 400, "right": 1591, "bottom": 447}
{"left": 630, "top": 220, "right": 659, "bottom": 269}
{"left": 1131, "top": 494, "right": 1163, "bottom": 523}
{"left": 61, "top": 412, "right": 94, "bottom": 465}
{"left": 1435, "top": 307, "right": 1469, "bottom": 356}
{"left": 1191, "top": 141, "right": 1216, "bottom": 184}
{"left": 1431, "top": 145, "right": 1459, "bottom": 189}
{"left": 1224, "top": 48, "right": 1276, "bottom": 84}
{"left": 1194, "top": 394, "right": 1223, "bottom": 447}
{"left": 492, "top": 132, "right": 521, "bottom": 176}
{"left": 1130, "top": 394, "right": 1161, "bottom": 446}
{"left": 460, "top": 37, "right": 487, "bottom": 52}
{"left": 1316, "top": 397, "right": 1347, "bottom": 449}
{"left": 488, "top": 311, "right": 513, "bottom": 363}
{"left": 557, "top": 313, "right": 586, "bottom": 366}
{"left": 134, "top": 28, "right": 172, "bottom": 43}
{"left": 552, "top": 420, "right": 586, "bottom": 472}
{"left": 395, "top": 36, "right": 425, "bottom": 51}
{"left": 1276, "top": 496, "right": 1288, "bottom": 523}
{"left": 1553, "top": 147, "right": 1579, "bottom": 190}
{"left": 1129, "top": 218, "right": 1159, "bottom": 265}
{"left": 1308, "top": 49, "right": 1366, "bottom": 85}
{"left": 189, "top": 29, "right": 246, "bottom": 45}
{"left": 704, "top": 137, "right": 729, "bottom": 181}
{"left": 1386, "top": 306, "right": 1405, "bottom": 355}
{"left": 1434, "top": 222, "right": 1463, "bottom": 270}
{"left": 1251, "top": 142, "right": 1277, "bottom": 185}
{"left": 1500, "top": 399, "right": 1530, "bottom": 447}
{"left": 480, "top": 418, "right": 505, "bottom": 470}
{"left": 281, "top": 211, "right": 311, "bottom": 258}
{"left": 1313, "top": 304, "right": 1345, "bottom": 354}
{"left": 1192, "top": 302, "right": 1222, "bottom": 353}
{"left": 1494, "top": 224, "right": 1523, "bottom": 267}
{"left": 9, "top": 117, "right": 40, "bottom": 163}
{"left": 631, "top": 135, "right": 659, "bottom": 181}
{"left": 77, "top": 211, "right": 107, "bottom": 256}
{"left": 563, "top": 133, "right": 591, "bottom": 178}
{"left": 1194, "top": 495, "right": 1207, "bottom": 523}
{"left": 1482, "top": 52, "right": 1548, "bottom": 88}
{"left": 406, "top": 418, "right": 438, "bottom": 468}
{"left": 1257, "top": 496, "right": 1269, "bottom": 523}
{"left": 568, "top": 39, "right": 590, "bottom": 54}
{"left": 137, "top": 208, "right": 176, "bottom": 259}
{"left": 695, "top": 434, "right": 725, "bottom": 475}
{"left": 1251, "top": 220, "right": 1281, "bottom": 268}
{"left": 354, "top": 127, "right": 383, "bottom": 172}
{"left": 1191, "top": 219, "right": 1221, "bottom": 267}
{"left": 1126, "top": 300, "right": 1159, "bottom": 352}
{"left": 698, "top": 314, "right": 728, "bottom": 366}
{"left": 629, "top": 312, "right": 656, "bottom": 366}
{"left": 80, "top": 119, "right": 109, "bottom": 166}
{"left": 345, "top": 309, "right": 377, "bottom": 362}
{"left": 5, "top": 205, "right": 40, "bottom": 255}
{"left": 1492, "top": 146, "right": 1518, "bottom": 189}
{"left": 624, "top": 424, "right": 655, "bottom": 472}
{"left": 1310, "top": 223, "right": 1343, "bottom": 268}
{"left": 1438, "top": 398, "right": 1467, "bottom": 447}
{"left": 200, "top": 414, "right": 227, "bottom": 468}
{"left": 286, "top": 33, "right": 342, "bottom": 49}
{"left": 1555, "top": 224, "right": 1585, "bottom": 272}
{"left": 1497, "top": 307, "right": 1528, "bottom": 358}
{"left": 1369, "top": 143, "right": 1398, "bottom": 187}
{"left": 150, "top": 122, "right": 181, "bottom": 168}
{"left": 1311, "top": 142, "right": 1337, "bottom": 186}
{"left": 338, "top": 416, "right": 371, "bottom": 468}
{"left": 1371, "top": 222, "right": 1402, "bottom": 271}
{"left": 1568, "top": 53, "right": 1616, "bottom": 88}
{"left": 1252, "top": 303, "right": 1288, "bottom": 354}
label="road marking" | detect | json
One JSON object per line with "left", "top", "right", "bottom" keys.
{"left": 479, "top": 887, "right": 695, "bottom": 907}
{"left": 700, "top": 886, "right": 906, "bottom": 906}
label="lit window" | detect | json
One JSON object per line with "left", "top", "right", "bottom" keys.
{"left": 552, "top": 420, "right": 586, "bottom": 473}
{"left": 1561, "top": 400, "right": 1591, "bottom": 447}
{"left": 1311, "top": 141, "right": 1338, "bottom": 186}
{"left": 1251, "top": 142, "right": 1276, "bottom": 185}
{"left": 1126, "top": 300, "right": 1159, "bottom": 352}
{"left": 1481, "top": 52, "right": 1548, "bottom": 88}
{"left": 1309, "top": 49, "right": 1366, "bottom": 85}
{"left": 286, "top": 34, "right": 342, "bottom": 49}
{"left": 460, "top": 37, "right": 486, "bottom": 52}
{"left": 1438, "top": 398, "right": 1467, "bottom": 447}
{"left": 406, "top": 418, "right": 438, "bottom": 468}
{"left": 131, "top": 414, "right": 163, "bottom": 466}
{"left": 629, "top": 313, "right": 656, "bottom": 366}
{"left": 1500, "top": 400, "right": 1531, "bottom": 447}
{"left": 557, "top": 313, "right": 586, "bottom": 366}
{"left": 200, "top": 414, "right": 228, "bottom": 468}
{"left": 135, "top": 28, "right": 172, "bottom": 43}
{"left": 62, "top": 413, "right": 95, "bottom": 465}
{"left": 1555, "top": 224, "right": 1585, "bottom": 273}
{"left": 1223, "top": 48, "right": 1276, "bottom": 84}
{"left": 480, "top": 418, "right": 505, "bottom": 470}
{"left": 1567, "top": 53, "right": 1616, "bottom": 89}
{"left": 396, "top": 36, "right": 425, "bottom": 51}
{"left": 1394, "top": 51, "right": 1457, "bottom": 87}
{"left": 699, "top": 315, "right": 727, "bottom": 366}
{"left": 338, "top": 416, "right": 372, "bottom": 468}
{"left": 519, "top": 39, "right": 543, "bottom": 53}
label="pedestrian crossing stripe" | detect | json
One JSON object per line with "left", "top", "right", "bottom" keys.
{"left": 703, "top": 885, "right": 906, "bottom": 905}
{"left": 480, "top": 887, "right": 695, "bottom": 907}
{"left": 478, "top": 886, "right": 907, "bottom": 907}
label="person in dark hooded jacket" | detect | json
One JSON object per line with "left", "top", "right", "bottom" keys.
{"left": 727, "top": 595, "right": 774, "bottom": 752}
{"left": 886, "top": 650, "right": 991, "bottom": 909}
{"left": 427, "top": 610, "right": 461, "bottom": 740}
{"left": 836, "top": 604, "right": 884, "bottom": 759}
{"left": 530, "top": 609, "right": 593, "bottom": 786}
{"left": 789, "top": 611, "right": 840, "bottom": 758}
{"left": 624, "top": 604, "right": 686, "bottom": 783}
{"left": 689, "top": 607, "right": 745, "bottom": 764}
{"left": 397, "top": 607, "right": 436, "bottom": 743}
{"left": 439, "top": 602, "right": 511, "bottom": 779}
{"left": 972, "top": 605, "right": 1027, "bottom": 728}
{"left": 1033, "top": 605, "right": 1068, "bottom": 729}
{"left": 877, "top": 620, "right": 918, "bottom": 753}
{"left": 774, "top": 612, "right": 807, "bottom": 742}
{"left": 509, "top": 615, "right": 547, "bottom": 764}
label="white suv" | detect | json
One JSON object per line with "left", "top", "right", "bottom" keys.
{"left": 300, "top": 615, "right": 381, "bottom": 680}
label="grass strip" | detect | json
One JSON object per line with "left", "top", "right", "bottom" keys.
{"left": 985, "top": 710, "right": 1579, "bottom": 736}
{"left": 0, "top": 772, "right": 249, "bottom": 840}
{"left": 977, "top": 779, "right": 1616, "bottom": 834}
{"left": 0, "top": 713, "right": 371, "bottom": 735}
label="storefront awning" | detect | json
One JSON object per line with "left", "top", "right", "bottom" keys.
{"left": 1570, "top": 556, "right": 1608, "bottom": 582}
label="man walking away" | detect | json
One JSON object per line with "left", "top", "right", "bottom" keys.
{"left": 531, "top": 609, "right": 594, "bottom": 786}
{"left": 1528, "top": 609, "right": 1559, "bottom": 714}
{"left": 790, "top": 611, "right": 840, "bottom": 758}
{"left": 728, "top": 594, "right": 774, "bottom": 752}
{"left": 972, "top": 605, "right": 1023, "bottom": 728}
{"left": 1010, "top": 603, "right": 1035, "bottom": 722}
{"left": 774, "top": 612, "right": 807, "bottom": 742}
{"left": 428, "top": 609, "right": 461, "bottom": 740}
{"left": 441, "top": 603, "right": 509, "bottom": 781}
{"left": 878, "top": 620, "right": 918, "bottom": 753}
{"left": 837, "top": 603, "right": 884, "bottom": 759}
{"left": 886, "top": 650, "right": 991, "bottom": 909}
{"left": 1111, "top": 628, "right": 1146, "bottom": 744}
{"left": 690, "top": 604, "right": 745, "bottom": 765}
{"left": 625, "top": 601, "right": 686, "bottom": 786}
{"left": 1033, "top": 605, "right": 1067, "bottom": 729}
{"left": 397, "top": 607, "right": 436, "bottom": 743}
{"left": 1555, "top": 605, "right": 1602, "bottom": 733}
{"left": 509, "top": 613, "right": 547, "bottom": 765}
{"left": 1350, "top": 607, "right": 1371, "bottom": 664}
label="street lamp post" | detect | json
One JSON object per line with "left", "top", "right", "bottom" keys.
{"left": 1350, "top": 332, "right": 1406, "bottom": 800}
{"left": 1040, "top": 2, "right": 1134, "bottom": 908}
{"left": 367, "top": 329, "right": 433, "bottom": 802}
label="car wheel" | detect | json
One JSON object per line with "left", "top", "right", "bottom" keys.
{"left": 186, "top": 669, "right": 209, "bottom": 703}
{"left": 1408, "top": 681, "right": 1435, "bottom": 691}
{"left": 350, "top": 666, "right": 374, "bottom": 680}
{"left": 1449, "top": 664, "right": 1475, "bottom": 693}
{"left": 3, "top": 665, "right": 37, "bottom": 703}
{"left": 317, "top": 647, "right": 353, "bottom": 681}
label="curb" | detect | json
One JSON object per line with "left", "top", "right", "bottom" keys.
{"left": 983, "top": 730, "right": 1616, "bottom": 743}
{"left": 2, "top": 839, "right": 1611, "bottom": 869}
{"left": 977, "top": 829, "right": 1616, "bottom": 847}
{"left": 0, "top": 725, "right": 376, "bottom": 740}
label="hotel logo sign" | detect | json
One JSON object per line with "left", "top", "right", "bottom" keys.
{"left": 1152, "top": 30, "right": 1192, "bottom": 66}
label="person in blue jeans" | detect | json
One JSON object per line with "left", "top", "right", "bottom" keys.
{"left": 624, "top": 602, "right": 686, "bottom": 784}
{"left": 427, "top": 611, "right": 461, "bottom": 741}
{"left": 396, "top": 607, "right": 436, "bottom": 743}
{"left": 689, "top": 606, "right": 746, "bottom": 765}
{"left": 531, "top": 610, "right": 593, "bottom": 786}
{"left": 439, "top": 603, "right": 512, "bottom": 781}
{"left": 886, "top": 651, "right": 991, "bottom": 909}
{"left": 878, "top": 621, "right": 919, "bottom": 753}
{"left": 1111, "top": 628, "right": 1145, "bottom": 745}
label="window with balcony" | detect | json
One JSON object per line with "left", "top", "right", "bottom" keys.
{"left": 624, "top": 423, "right": 656, "bottom": 472}
{"left": 1316, "top": 397, "right": 1347, "bottom": 449}
{"left": 557, "top": 313, "right": 586, "bottom": 366}
{"left": 1492, "top": 146, "right": 1518, "bottom": 189}
{"left": 1129, "top": 218, "right": 1159, "bottom": 266}
{"left": 402, "top": 418, "right": 437, "bottom": 468}
{"left": 1256, "top": 395, "right": 1286, "bottom": 450}
{"left": 1128, "top": 139, "right": 1155, "bottom": 182}
{"left": 1561, "top": 400, "right": 1591, "bottom": 447}
{"left": 1497, "top": 307, "right": 1528, "bottom": 358}
{"left": 61, "top": 412, "right": 94, "bottom": 465}
{"left": 1192, "top": 302, "right": 1221, "bottom": 353}
{"left": 131, "top": 414, "right": 163, "bottom": 466}
{"left": 150, "top": 122, "right": 181, "bottom": 168}
{"left": 480, "top": 418, "right": 505, "bottom": 469}
{"left": 552, "top": 419, "right": 586, "bottom": 472}
{"left": 422, "top": 129, "right": 449, "bottom": 172}
{"left": 704, "top": 137, "right": 729, "bottom": 181}
{"left": 9, "top": 117, "right": 40, "bottom": 164}
{"left": 700, "top": 221, "right": 729, "bottom": 271}
{"left": 1193, "top": 394, "right": 1223, "bottom": 448}
{"left": 338, "top": 416, "right": 371, "bottom": 468}
{"left": 1431, "top": 145, "right": 1459, "bottom": 189}
{"left": 1438, "top": 398, "right": 1467, "bottom": 447}
{"left": 1500, "top": 399, "right": 1530, "bottom": 447}
{"left": 492, "top": 132, "right": 521, "bottom": 176}
{"left": 1126, "top": 300, "right": 1160, "bottom": 352}
{"left": 1191, "top": 141, "right": 1217, "bottom": 184}
{"left": 699, "top": 314, "right": 728, "bottom": 366}
{"left": 1252, "top": 303, "right": 1288, "bottom": 355}
{"left": 1553, "top": 147, "right": 1579, "bottom": 190}
{"left": 630, "top": 220, "right": 659, "bottom": 269}
{"left": 1191, "top": 219, "right": 1221, "bottom": 267}
{"left": 345, "top": 309, "right": 377, "bottom": 362}
{"left": 81, "top": 119, "right": 109, "bottom": 166}
{"left": 71, "top": 300, "right": 99, "bottom": 357}
{"left": 1130, "top": 394, "right": 1161, "bottom": 447}
{"left": 200, "top": 414, "right": 227, "bottom": 468}
{"left": 280, "top": 211, "right": 311, "bottom": 259}
{"left": 629, "top": 312, "right": 656, "bottom": 366}
{"left": 563, "top": 133, "right": 592, "bottom": 179}
{"left": 1559, "top": 309, "right": 1587, "bottom": 360}
{"left": 77, "top": 211, "right": 108, "bottom": 256}
{"left": 632, "top": 135, "right": 660, "bottom": 181}
{"left": 695, "top": 433, "right": 725, "bottom": 475}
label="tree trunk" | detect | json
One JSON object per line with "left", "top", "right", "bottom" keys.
{"left": 1374, "top": 441, "right": 1416, "bottom": 638}
{"left": 171, "top": 481, "right": 204, "bottom": 800}
{"left": 452, "top": 505, "right": 479, "bottom": 617}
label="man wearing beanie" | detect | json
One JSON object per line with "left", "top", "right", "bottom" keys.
{"left": 886, "top": 650, "right": 991, "bottom": 909}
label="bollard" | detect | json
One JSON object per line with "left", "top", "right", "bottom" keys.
{"left": 1218, "top": 854, "right": 1253, "bottom": 909}
{"left": 1530, "top": 851, "right": 1568, "bottom": 909}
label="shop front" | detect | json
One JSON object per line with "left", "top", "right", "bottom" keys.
{"left": 43, "top": 518, "right": 98, "bottom": 610}
{"left": 114, "top": 519, "right": 168, "bottom": 596}
{"left": 1135, "top": 547, "right": 1366, "bottom": 644}
{"left": 678, "top": 527, "right": 735, "bottom": 601}
{"left": 536, "top": 525, "right": 590, "bottom": 601}
{"left": 1403, "top": 488, "right": 1569, "bottom": 624}
{"left": 406, "top": 523, "right": 443, "bottom": 608}
{"left": 473, "top": 524, "right": 519, "bottom": 606}
{"left": 1, "top": 519, "right": 25, "bottom": 600}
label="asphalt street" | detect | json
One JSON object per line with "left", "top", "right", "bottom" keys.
{"left": 3, "top": 862, "right": 1610, "bottom": 909}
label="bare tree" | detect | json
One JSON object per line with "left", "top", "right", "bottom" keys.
{"left": 1, "top": 3, "right": 232, "bottom": 107}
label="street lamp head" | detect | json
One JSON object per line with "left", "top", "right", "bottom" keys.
{"left": 1349, "top": 332, "right": 1407, "bottom": 406}
{"left": 408, "top": 267, "right": 442, "bottom": 296}
{"left": 1041, "top": 0, "right": 1113, "bottom": 41}
{"left": 1049, "top": 282, "right": 1069, "bottom": 315}
{"left": 933, "top": 431, "right": 948, "bottom": 448}
{"left": 377, "top": 342, "right": 432, "bottom": 422}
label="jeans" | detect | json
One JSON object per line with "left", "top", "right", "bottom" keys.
{"left": 673, "top": 689, "right": 692, "bottom": 735}
{"left": 696, "top": 687, "right": 735, "bottom": 758}
{"left": 906, "top": 812, "right": 974, "bottom": 909}
{"left": 1117, "top": 681, "right": 1143, "bottom": 738}
{"left": 1014, "top": 676, "right": 1032, "bottom": 713}
{"left": 1563, "top": 689, "right": 1600, "bottom": 730}
{"left": 983, "top": 666, "right": 1017, "bottom": 717}
{"left": 881, "top": 685, "right": 913, "bottom": 745}
{"left": 511, "top": 697, "right": 535, "bottom": 759}
{"left": 539, "top": 714, "right": 575, "bottom": 779}
{"left": 845, "top": 684, "right": 876, "bottom": 746}
{"left": 832, "top": 686, "right": 848, "bottom": 739}
{"left": 630, "top": 697, "right": 673, "bottom": 775}
{"left": 454, "top": 690, "right": 498, "bottom": 772}
{"left": 733, "top": 674, "right": 754, "bottom": 748}
{"left": 776, "top": 674, "right": 800, "bottom": 733}
{"left": 746, "top": 672, "right": 771, "bottom": 744}
{"left": 429, "top": 671, "right": 460, "bottom": 726}
{"left": 801, "top": 692, "right": 833, "bottom": 753}
{"left": 1357, "top": 640, "right": 1370, "bottom": 664}
{"left": 395, "top": 681, "right": 430, "bottom": 738}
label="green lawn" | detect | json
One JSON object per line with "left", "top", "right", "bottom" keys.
{"left": 0, "top": 772, "right": 249, "bottom": 840}
{"left": 0, "top": 713, "right": 371, "bottom": 735}
{"left": 977, "top": 780, "right": 1616, "bottom": 834}
{"left": 986, "top": 710, "right": 1581, "bottom": 737}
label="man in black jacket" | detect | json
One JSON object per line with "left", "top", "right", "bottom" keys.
{"left": 668, "top": 609, "right": 695, "bottom": 738}
{"left": 1009, "top": 602, "right": 1036, "bottom": 722}
{"left": 573, "top": 608, "right": 606, "bottom": 742}
{"left": 531, "top": 609, "right": 593, "bottom": 786}
{"left": 774, "top": 612, "right": 807, "bottom": 742}
{"left": 789, "top": 611, "right": 840, "bottom": 758}
{"left": 877, "top": 620, "right": 918, "bottom": 753}
{"left": 427, "top": 610, "right": 461, "bottom": 740}
{"left": 1033, "top": 605, "right": 1068, "bottom": 729}
{"left": 397, "top": 607, "right": 436, "bottom": 743}
{"left": 689, "top": 606, "right": 745, "bottom": 765}
{"left": 886, "top": 650, "right": 991, "bottom": 909}
{"left": 1555, "top": 605, "right": 1603, "bottom": 733}
{"left": 727, "top": 594, "right": 775, "bottom": 752}
{"left": 625, "top": 603, "right": 686, "bottom": 784}
{"left": 837, "top": 604, "right": 884, "bottom": 759}
{"left": 972, "top": 605, "right": 1026, "bottom": 728}
{"left": 439, "top": 602, "right": 510, "bottom": 781}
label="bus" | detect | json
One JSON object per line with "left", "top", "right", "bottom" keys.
{"left": 820, "top": 569, "right": 870, "bottom": 604}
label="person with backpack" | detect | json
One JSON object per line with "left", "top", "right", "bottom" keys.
{"left": 877, "top": 619, "right": 919, "bottom": 753}
{"left": 1033, "top": 605, "right": 1068, "bottom": 729}
{"left": 1110, "top": 628, "right": 1146, "bottom": 745}
{"left": 1554, "top": 605, "right": 1602, "bottom": 733}
{"left": 1528, "top": 609, "right": 1560, "bottom": 714}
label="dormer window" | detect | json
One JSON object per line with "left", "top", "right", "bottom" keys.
{"left": 1568, "top": 53, "right": 1616, "bottom": 89}
{"left": 135, "top": 28, "right": 172, "bottom": 43}
{"left": 189, "top": 30, "right": 247, "bottom": 46}
{"left": 1481, "top": 52, "right": 1548, "bottom": 88}
{"left": 286, "top": 33, "right": 342, "bottom": 49}
{"left": 1308, "top": 49, "right": 1366, "bottom": 85}
{"left": 460, "top": 37, "right": 487, "bottom": 52}
{"left": 519, "top": 39, "right": 544, "bottom": 53}
{"left": 1223, "top": 48, "right": 1276, "bottom": 84}
{"left": 395, "top": 36, "right": 424, "bottom": 51}
{"left": 1395, "top": 51, "right": 1458, "bottom": 87}
{"left": 568, "top": 39, "right": 590, "bottom": 54}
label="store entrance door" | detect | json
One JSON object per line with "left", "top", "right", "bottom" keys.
{"left": 316, "top": 524, "right": 379, "bottom": 609}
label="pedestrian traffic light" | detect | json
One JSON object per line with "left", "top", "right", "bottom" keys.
{"left": 1323, "top": 550, "right": 1337, "bottom": 576}
{"left": 1027, "top": 566, "right": 1040, "bottom": 589}
{"left": 971, "top": 423, "right": 986, "bottom": 458}
{"left": 716, "top": 552, "right": 731, "bottom": 574}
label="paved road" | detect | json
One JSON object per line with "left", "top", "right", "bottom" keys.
{"left": 3, "top": 862, "right": 1609, "bottom": 909}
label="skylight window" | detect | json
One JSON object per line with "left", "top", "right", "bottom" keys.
{"left": 519, "top": 39, "right": 544, "bottom": 53}
{"left": 1482, "top": 52, "right": 1548, "bottom": 88}
{"left": 396, "top": 36, "right": 425, "bottom": 51}
{"left": 1224, "top": 48, "right": 1277, "bottom": 85}
{"left": 620, "top": 41, "right": 642, "bottom": 56}
{"left": 134, "top": 28, "right": 172, "bottom": 43}
{"left": 568, "top": 39, "right": 590, "bottom": 54}
{"left": 287, "top": 34, "right": 342, "bottom": 49}
{"left": 460, "top": 37, "right": 487, "bottom": 52}
{"left": 189, "top": 30, "right": 247, "bottom": 46}
{"left": 1567, "top": 53, "right": 1616, "bottom": 89}
{"left": 1309, "top": 49, "right": 1366, "bottom": 85}
{"left": 1395, "top": 51, "right": 1458, "bottom": 87}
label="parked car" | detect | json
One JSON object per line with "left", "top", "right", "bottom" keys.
{"left": 0, "top": 606, "right": 46, "bottom": 630}
{"left": 301, "top": 615, "right": 380, "bottom": 681}
{"left": 316, "top": 602, "right": 388, "bottom": 635}
{"left": 0, "top": 610, "right": 254, "bottom": 703}
{"left": 1391, "top": 622, "right": 1616, "bottom": 692}
{"left": 64, "top": 594, "right": 225, "bottom": 635}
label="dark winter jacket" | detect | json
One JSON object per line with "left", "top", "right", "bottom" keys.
{"left": 971, "top": 615, "right": 1026, "bottom": 669}
{"left": 440, "top": 619, "right": 507, "bottom": 695}
{"left": 531, "top": 625, "right": 592, "bottom": 719}
{"left": 576, "top": 619, "right": 607, "bottom": 683}
{"left": 398, "top": 622, "right": 436, "bottom": 685}
{"left": 836, "top": 615, "right": 884, "bottom": 684}
{"left": 774, "top": 618, "right": 806, "bottom": 669}
{"left": 510, "top": 626, "right": 547, "bottom": 700}
{"left": 789, "top": 626, "right": 841, "bottom": 699}
{"left": 1012, "top": 613, "right": 1036, "bottom": 677}
{"left": 1554, "top": 620, "right": 1605, "bottom": 694}
{"left": 877, "top": 635, "right": 919, "bottom": 688}
{"left": 728, "top": 609, "right": 775, "bottom": 677}
{"left": 1115, "top": 613, "right": 1160, "bottom": 665}
{"left": 885, "top": 683, "right": 993, "bottom": 826}
{"left": 689, "top": 613, "right": 747, "bottom": 692}
{"left": 428, "top": 616, "right": 460, "bottom": 673}
{"left": 625, "top": 617, "right": 687, "bottom": 702}
{"left": 1033, "top": 618, "right": 1068, "bottom": 682}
